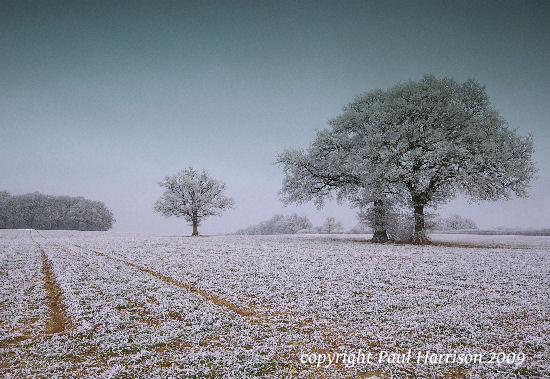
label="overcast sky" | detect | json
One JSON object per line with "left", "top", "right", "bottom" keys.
{"left": 1, "top": 0, "right": 549, "bottom": 233}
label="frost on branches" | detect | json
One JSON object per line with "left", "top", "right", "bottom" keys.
{"left": 154, "top": 168, "right": 234, "bottom": 236}
{"left": 277, "top": 75, "right": 536, "bottom": 244}
{"left": 275, "top": 131, "right": 397, "bottom": 242}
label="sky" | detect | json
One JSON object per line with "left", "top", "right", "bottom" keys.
{"left": 1, "top": 0, "right": 549, "bottom": 234}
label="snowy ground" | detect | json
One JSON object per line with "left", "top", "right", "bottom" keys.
{"left": 1, "top": 230, "right": 549, "bottom": 377}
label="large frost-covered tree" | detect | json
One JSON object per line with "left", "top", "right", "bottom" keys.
{"left": 278, "top": 75, "right": 536, "bottom": 243}
{"left": 276, "top": 124, "right": 402, "bottom": 242}
{"left": 154, "top": 168, "right": 234, "bottom": 236}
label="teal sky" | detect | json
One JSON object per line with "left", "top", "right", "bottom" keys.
{"left": 1, "top": 0, "right": 549, "bottom": 233}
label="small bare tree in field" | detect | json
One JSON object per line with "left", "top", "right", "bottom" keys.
{"left": 154, "top": 168, "right": 234, "bottom": 236}
{"left": 323, "top": 217, "right": 344, "bottom": 234}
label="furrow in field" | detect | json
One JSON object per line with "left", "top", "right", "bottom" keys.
{"left": 50, "top": 241, "right": 194, "bottom": 328}
{"left": 30, "top": 233, "right": 71, "bottom": 334}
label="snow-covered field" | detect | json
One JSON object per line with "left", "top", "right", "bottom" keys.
{"left": 1, "top": 230, "right": 549, "bottom": 377}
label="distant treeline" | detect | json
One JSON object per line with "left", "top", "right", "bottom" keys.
{"left": 0, "top": 191, "right": 115, "bottom": 231}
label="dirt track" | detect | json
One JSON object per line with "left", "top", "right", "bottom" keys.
{"left": 72, "top": 243, "right": 263, "bottom": 319}
{"left": 30, "top": 233, "right": 71, "bottom": 334}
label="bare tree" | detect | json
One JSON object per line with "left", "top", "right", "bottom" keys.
{"left": 322, "top": 217, "right": 343, "bottom": 234}
{"left": 154, "top": 168, "right": 234, "bottom": 236}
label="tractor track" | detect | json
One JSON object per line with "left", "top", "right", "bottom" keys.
{"left": 72, "top": 243, "right": 261, "bottom": 319}
{"left": 66, "top": 242, "right": 388, "bottom": 375}
{"left": 29, "top": 232, "right": 71, "bottom": 334}
{"left": 33, "top": 230, "right": 263, "bottom": 319}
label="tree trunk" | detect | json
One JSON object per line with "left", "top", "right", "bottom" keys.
{"left": 191, "top": 218, "right": 199, "bottom": 236}
{"left": 370, "top": 199, "right": 390, "bottom": 243}
{"left": 411, "top": 203, "right": 429, "bottom": 244}
{"left": 371, "top": 230, "right": 390, "bottom": 243}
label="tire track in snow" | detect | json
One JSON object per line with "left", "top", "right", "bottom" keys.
{"left": 64, "top": 241, "right": 324, "bottom": 374}
{"left": 34, "top": 234, "right": 195, "bottom": 329}
{"left": 29, "top": 231, "right": 71, "bottom": 334}
{"left": 72, "top": 244, "right": 261, "bottom": 319}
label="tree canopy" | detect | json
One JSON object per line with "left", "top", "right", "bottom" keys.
{"left": 154, "top": 168, "right": 234, "bottom": 236}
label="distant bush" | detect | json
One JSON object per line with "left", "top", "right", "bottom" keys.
{"left": 236, "top": 214, "right": 312, "bottom": 235}
{"left": 296, "top": 217, "right": 346, "bottom": 234}
{"left": 0, "top": 191, "right": 115, "bottom": 231}
{"left": 433, "top": 214, "right": 478, "bottom": 231}
{"left": 347, "top": 223, "right": 371, "bottom": 234}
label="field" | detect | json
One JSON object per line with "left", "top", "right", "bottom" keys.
{"left": 1, "top": 230, "right": 549, "bottom": 378}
